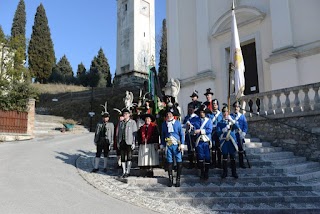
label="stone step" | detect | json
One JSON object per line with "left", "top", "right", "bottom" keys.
{"left": 271, "top": 156, "right": 307, "bottom": 166}
{"left": 254, "top": 151, "right": 294, "bottom": 159}
{"left": 244, "top": 141, "right": 271, "bottom": 148}
{"left": 193, "top": 202, "right": 320, "bottom": 213}
{"left": 244, "top": 138, "right": 261, "bottom": 143}
{"left": 246, "top": 146, "right": 282, "bottom": 154}
{"left": 158, "top": 193, "right": 320, "bottom": 204}
{"left": 118, "top": 175, "right": 298, "bottom": 185}
{"left": 281, "top": 162, "right": 320, "bottom": 173}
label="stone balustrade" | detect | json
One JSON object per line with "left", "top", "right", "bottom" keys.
{"left": 239, "top": 82, "right": 320, "bottom": 162}
{"left": 240, "top": 82, "right": 320, "bottom": 118}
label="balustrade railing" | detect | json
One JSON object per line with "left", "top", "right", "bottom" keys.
{"left": 240, "top": 82, "right": 320, "bottom": 118}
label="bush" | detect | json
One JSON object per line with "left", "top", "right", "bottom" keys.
{"left": 0, "top": 80, "right": 39, "bottom": 112}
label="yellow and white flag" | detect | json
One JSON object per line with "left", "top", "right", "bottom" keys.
{"left": 230, "top": 1, "right": 245, "bottom": 99}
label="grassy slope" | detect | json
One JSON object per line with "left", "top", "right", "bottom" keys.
{"left": 34, "top": 83, "right": 140, "bottom": 129}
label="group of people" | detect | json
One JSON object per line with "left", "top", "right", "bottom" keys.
{"left": 91, "top": 88, "right": 248, "bottom": 188}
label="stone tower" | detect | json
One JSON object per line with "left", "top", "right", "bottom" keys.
{"left": 114, "top": 0, "right": 155, "bottom": 88}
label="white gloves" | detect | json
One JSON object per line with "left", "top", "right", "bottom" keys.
{"left": 131, "top": 144, "right": 135, "bottom": 150}
{"left": 160, "top": 144, "right": 164, "bottom": 150}
{"left": 227, "top": 115, "right": 235, "bottom": 124}
{"left": 222, "top": 127, "right": 228, "bottom": 133}
{"left": 109, "top": 144, "right": 111, "bottom": 150}
{"left": 241, "top": 132, "right": 246, "bottom": 138}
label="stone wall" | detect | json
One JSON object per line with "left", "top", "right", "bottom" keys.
{"left": 247, "top": 110, "right": 320, "bottom": 162}
{"left": 0, "top": 98, "right": 35, "bottom": 141}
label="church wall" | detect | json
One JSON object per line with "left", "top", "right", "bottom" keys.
{"left": 166, "top": 0, "right": 320, "bottom": 117}
{"left": 176, "top": 0, "right": 197, "bottom": 81}
{"left": 290, "top": 0, "right": 320, "bottom": 47}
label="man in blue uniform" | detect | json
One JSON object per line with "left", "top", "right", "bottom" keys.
{"left": 230, "top": 101, "right": 248, "bottom": 168}
{"left": 193, "top": 105, "right": 213, "bottom": 180}
{"left": 161, "top": 108, "right": 185, "bottom": 187}
{"left": 206, "top": 99, "right": 223, "bottom": 168}
{"left": 183, "top": 103, "right": 199, "bottom": 169}
{"left": 217, "top": 105, "right": 240, "bottom": 179}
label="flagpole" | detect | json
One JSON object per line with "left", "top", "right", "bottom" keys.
{"left": 228, "top": 0, "right": 235, "bottom": 114}
{"left": 228, "top": 63, "right": 232, "bottom": 114}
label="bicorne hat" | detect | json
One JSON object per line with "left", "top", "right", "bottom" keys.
{"left": 204, "top": 88, "right": 214, "bottom": 96}
{"left": 190, "top": 90, "right": 199, "bottom": 98}
{"left": 140, "top": 114, "right": 156, "bottom": 122}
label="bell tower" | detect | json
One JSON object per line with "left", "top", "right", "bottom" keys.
{"left": 114, "top": 0, "right": 155, "bottom": 88}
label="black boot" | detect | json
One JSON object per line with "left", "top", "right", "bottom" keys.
{"left": 238, "top": 152, "right": 247, "bottom": 169}
{"left": 199, "top": 161, "right": 205, "bottom": 180}
{"left": 204, "top": 162, "right": 210, "bottom": 180}
{"left": 221, "top": 159, "right": 228, "bottom": 178}
{"left": 187, "top": 153, "right": 194, "bottom": 169}
{"left": 175, "top": 163, "right": 182, "bottom": 187}
{"left": 231, "top": 159, "right": 239, "bottom": 179}
{"left": 216, "top": 150, "right": 222, "bottom": 168}
{"left": 211, "top": 151, "right": 216, "bottom": 168}
{"left": 168, "top": 163, "right": 173, "bottom": 187}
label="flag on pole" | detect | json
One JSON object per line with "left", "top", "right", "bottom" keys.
{"left": 230, "top": 1, "right": 245, "bottom": 99}
{"left": 148, "top": 66, "right": 163, "bottom": 114}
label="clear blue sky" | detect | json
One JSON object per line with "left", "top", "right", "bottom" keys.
{"left": 0, "top": 0, "right": 166, "bottom": 77}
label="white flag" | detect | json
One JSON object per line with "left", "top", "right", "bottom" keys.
{"left": 230, "top": 2, "right": 245, "bottom": 99}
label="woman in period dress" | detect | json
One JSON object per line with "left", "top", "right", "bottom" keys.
{"left": 137, "top": 114, "right": 160, "bottom": 177}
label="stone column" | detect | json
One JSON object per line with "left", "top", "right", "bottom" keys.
{"left": 269, "top": 0, "right": 294, "bottom": 51}
{"left": 27, "top": 98, "right": 35, "bottom": 138}
{"left": 196, "top": 0, "right": 211, "bottom": 73}
{"left": 166, "top": 0, "right": 181, "bottom": 78}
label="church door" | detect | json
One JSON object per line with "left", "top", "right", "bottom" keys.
{"left": 242, "top": 42, "right": 259, "bottom": 95}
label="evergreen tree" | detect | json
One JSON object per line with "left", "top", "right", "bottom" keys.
{"left": 56, "top": 55, "right": 73, "bottom": 77}
{"left": 76, "top": 62, "right": 86, "bottom": 77}
{"left": 28, "top": 3, "right": 55, "bottom": 83}
{"left": 0, "top": 26, "right": 6, "bottom": 44}
{"left": 11, "top": 0, "right": 26, "bottom": 63}
{"left": 48, "top": 55, "right": 74, "bottom": 84}
{"left": 89, "top": 48, "right": 111, "bottom": 87}
{"left": 76, "top": 62, "right": 88, "bottom": 86}
{"left": 158, "top": 19, "right": 168, "bottom": 89}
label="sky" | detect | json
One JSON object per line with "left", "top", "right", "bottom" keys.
{"left": 0, "top": 0, "right": 166, "bottom": 77}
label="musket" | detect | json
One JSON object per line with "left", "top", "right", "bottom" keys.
{"left": 239, "top": 130, "right": 251, "bottom": 168}
{"left": 243, "top": 149, "right": 251, "bottom": 168}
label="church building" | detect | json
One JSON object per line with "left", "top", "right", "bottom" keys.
{"left": 166, "top": 0, "right": 320, "bottom": 108}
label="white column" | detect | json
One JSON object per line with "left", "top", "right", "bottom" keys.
{"left": 166, "top": 0, "right": 181, "bottom": 79}
{"left": 196, "top": 0, "right": 211, "bottom": 73}
{"left": 270, "top": 0, "right": 294, "bottom": 51}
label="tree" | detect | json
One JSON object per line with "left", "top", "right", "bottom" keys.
{"left": 11, "top": 0, "right": 26, "bottom": 64}
{"left": 76, "top": 62, "right": 86, "bottom": 77}
{"left": 28, "top": 3, "right": 55, "bottom": 83}
{"left": 158, "top": 19, "right": 167, "bottom": 89}
{"left": 89, "top": 48, "right": 111, "bottom": 87}
{"left": 48, "top": 55, "right": 74, "bottom": 84}
{"left": 0, "top": 26, "right": 6, "bottom": 44}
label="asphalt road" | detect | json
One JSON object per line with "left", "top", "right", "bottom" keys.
{"left": 0, "top": 133, "right": 157, "bottom": 214}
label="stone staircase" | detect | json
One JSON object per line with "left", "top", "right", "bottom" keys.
{"left": 101, "top": 136, "right": 320, "bottom": 213}
{"left": 34, "top": 114, "right": 89, "bottom": 137}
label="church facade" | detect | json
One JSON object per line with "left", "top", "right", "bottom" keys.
{"left": 166, "top": 0, "right": 320, "bottom": 107}
{"left": 114, "top": 0, "right": 155, "bottom": 88}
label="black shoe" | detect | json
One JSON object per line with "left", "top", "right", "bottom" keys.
{"left": 103, "top": 168, "right": 107, "bottom": 173}
{"left": 121, "top": 173, "right": 128, "bottom": 178}
{"left": 91, "top": 168, "right": 99, "bottom": 173}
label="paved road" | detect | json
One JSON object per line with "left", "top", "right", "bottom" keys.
{"left": 0, "top": 133, "right": 157, "bottom": 214}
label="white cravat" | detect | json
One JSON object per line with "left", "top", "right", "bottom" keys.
{"left": 167, "top": 119, "right": 175, "bottom": 133}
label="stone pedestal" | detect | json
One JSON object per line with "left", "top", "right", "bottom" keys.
{"left": 113, "top": 70, "right": 148, "bottom": 89}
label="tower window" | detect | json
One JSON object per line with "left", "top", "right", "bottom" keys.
{"left": 144, "top": 32, "right": 145, "bottom": 37}
{"left": 125, "top": 4, "right": 127, "bottom": 11}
